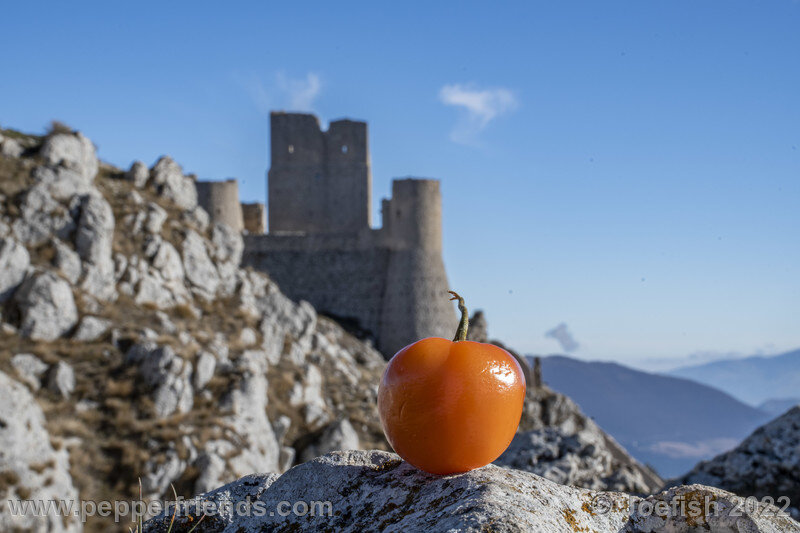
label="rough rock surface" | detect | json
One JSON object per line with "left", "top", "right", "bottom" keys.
{"left": 150, "top": 156, "right": 197, "bottom": 210}
{"left": 0, "top": 371, "right": 80, "bottom": 533}
{"left": 0, "top": 236, "right": 29, "bottom": 301}
{"left": 144, "top": 450, "right": 800, "bottom": 533}
{"left": 10, "top": 353, "right": 48, "bottom": 390}
{"left": 497, "top": 427, "right": 661, "bottom": 494}
{"left": 125, "top": 160, "right": 149, "bottom": 188}
{"left": 511, "top": 383, "right": 663, "bottom": 494}
{"left": 300, "top": 418, "right": 361, "bottom": 462}
{"left": 1, "top": 135, "right": 24, "bottom": 157}
{"left": 40, "top": 131, "right": 98, "bottom": 182}
{"left": 46, "top": 361, "right": 76, "bottom": 398}
{"left": 72, "top": 315, "right": 111, "bottom": 341}
{"left": 14, "top": 271, "right": 78, "bottom": 341}
{"left": 672, "top": 406, "right": 800, "bottom": 519}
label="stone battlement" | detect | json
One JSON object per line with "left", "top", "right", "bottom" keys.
{"left": 202, "top": 112, "right": 456, "bottom": 356}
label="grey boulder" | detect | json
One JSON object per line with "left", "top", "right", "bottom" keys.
{"left": 0, "top": 236, "right": 30, "bottom": 302}
{"left": 40, "top": 131, "right": 98, "bottom": 182}
{"left": 151, "top": 156, "right": 197, "bottom": 210}
{"left": 671, "top": 406, "right": 800, "bottom": 519}
{"left": 0, "top": 371, "right": 81, "bottom": 532}
{"left": 144, "top": 450, "right": 800, "bottom": 533}
{"left": 125, "top": 160, "right": 149, "bottom": 188}
{"left": 46, "top": 361, "right": 76, "bottom": 398}
{"left": 14, "top": 271, "right": 78, "bottom": 341}
{"left": 496, "top": 427, "right": 662, "bottom": 494}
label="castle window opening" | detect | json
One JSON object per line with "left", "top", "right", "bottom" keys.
{"left": 288, "top": 144, "right": 294, "bottom": 154}
{"left": 341, "top": 145, "right": 348, "bottom": 154}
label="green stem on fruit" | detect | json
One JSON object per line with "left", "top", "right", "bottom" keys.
{"left": 448, "top": 290, "right": 469, "bottom": 342}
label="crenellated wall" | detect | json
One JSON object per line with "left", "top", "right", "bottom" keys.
{"left": 242, "top": 192, "right": 457, "bottom": 356}
{"left": 210, "top": 111, "right": 457, "bottom": 357}
{"left": 241, "top": 203, "right": 266, "bottom": 234}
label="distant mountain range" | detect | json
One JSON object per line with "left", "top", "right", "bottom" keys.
{"left": 758, "top": 397, "right": 800, "bottom": 416}
{"left": 532, "top": 355, "right": 771, "bottom": 478}
{"left": 667, "top": 348, "right": 800, "bottom": 406}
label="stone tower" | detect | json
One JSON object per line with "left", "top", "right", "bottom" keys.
{"left": 268, "top": 112, "right": 371, "bottom": 234}
{"left": 242, "top": 112, "right": 457, "bottom": 357}
{"left": 196, "top": 179, "right": 244, "bottom": 232}
{"left": 379, "top": 179, "right": 455, "bottom": 354}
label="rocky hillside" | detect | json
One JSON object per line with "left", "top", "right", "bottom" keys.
{"left": 0, "top": 126, "right": 388, "bottom": 531}
{"left": 671, "top": 406, "right": 800, "bottom": 520}
{"left": 144, "top": 450, "right": 800, "bottom": 533}
{"left": 0, "top": 125, "right": 656, "bottom": 531}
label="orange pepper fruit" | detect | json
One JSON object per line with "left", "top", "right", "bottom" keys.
{"left": 378, "top": 291, "right": 526, "bottom": 475}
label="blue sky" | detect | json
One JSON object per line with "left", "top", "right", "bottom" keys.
{"left": 2, "top": 1, "right": 798, "bottom": 368}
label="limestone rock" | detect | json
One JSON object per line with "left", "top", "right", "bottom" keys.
{"left": 288, "top": 363, "right": 329, "bottom": 428}
{"left": 467, "top": 310, "right": 489, "bottom": 343}
{"left": 496, "top": 427, "right": 661, "bottom": 494}
{"left": 46, "top": 361, "right": 76, "bottom": 398}
{"left": 182, "top": 229, "right": 219, "bottom": 296}
{"left": 127, "top": 343, "right": 193, "bottom": 418}
{"left": 211, "top": 222, "right": 243, "bottom": 294}
{"left": 74, "top": 191, "right": 116, "bottom": 300}
{"left": 184, "top": 205, "right": 210, "bottom": 232}
{"left": 144, "top": 201, "right": 167, "bottom": 234}
{"left": 10, "top": 353, "right": 48, "bottom": 390}
{"left": 193, "top": 350, "right": 216, "bottom": 389}
{"left": 0, "top": 371, "right": 80, "bottom": 533}
{"left": 145, "top": 450, "right": 800, "bottom": 533}
{"left": 12, "top": 182, "right": 75, "bottom": 245}
{"left": 125, "top": 160, "right": 149, "bottom": 188}
{"left": 672, "top": 406, "right": 800, "bottom": 518}
{"left": 196, "top": 350, "right": 280, "bottom": 489}
{"left": 152, "top": 240, "right": 184, "bottom": 281}
{"left": 40, "top": 131, "right": 98, "bottom": 182}
{"left": 0, "top": 136, "right": 23, "bottom": 158}
{"left": 151, "top": 156, "right": 197, "bottom": 210}
{"left": 0, "top": 236, "right": 30, "bottom": 301}
{"left": 300, "top": 418, "right": 361, "bottom": 462}
{"left": 238, "top": 327, "right": 257, "bottom": 347}
{"left": 52, "top": 238, "right": 81, "bottom": 284}
{"left": 31, "top": 165, "right": 93, "bottom": 200}
{"left": 75, "top": 191, "right": 114, "bottom": 264}
{"left": 630, "top": 483, "right": 800, "bottom": 532}
{"left": 15, "top": 271, "right": 78, "bottom": 341}
{"left": 72, "top": 315, "right": 111, "bottom": 341}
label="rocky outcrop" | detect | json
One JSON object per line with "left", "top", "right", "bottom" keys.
{"left": 499, "top": 383, "right": 663, "bottom": 494}
{"left": 0, "top": 371, "right": 80, "bottom": 533}
{"left": 497, "top": 427, "right": 660, "bottom": 494}
{"left": 14, "top": 271, "right": 78, "bottom": 341}
{"left": 0, "top": 236, "right": 29, "bottom": 301}
{"left": 150, "top": 156, "right": 197, "bottom": 210}
{"left": 672, "top": 406, "right": 800, "bottom": 519}
{"left": 40, "top": 131, "right": 98, "bottom": 183}
{"left": 10, "top": 353, "right": 48, "bottom": 390}
{"left": 144, "top": 450, "right": 800, "bottom": 533}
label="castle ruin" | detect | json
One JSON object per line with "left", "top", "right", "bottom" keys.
{"left": 199, "top": 112, "right": 457, "bottom": 356}
{"left": 245, "top": 112, "right": 457, "bottom": 356}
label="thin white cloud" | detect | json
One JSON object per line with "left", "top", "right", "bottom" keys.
{"left": 276, "top": 72, "right": 321, "bottom": 112}
{"left": 439, "top": 83, "right": 517, "bottom": 144}
{"left": 239, "top": 71, "right": 322, "bottom": 115}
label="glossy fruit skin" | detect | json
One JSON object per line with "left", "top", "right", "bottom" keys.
{"left": 378, "top": 337, "right": 526, "bottom": 475}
